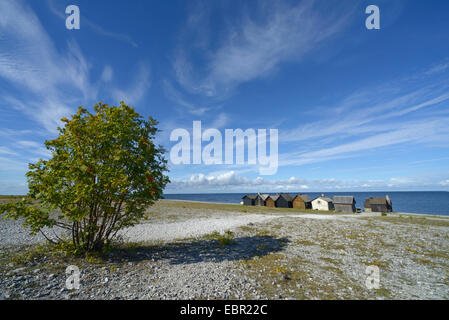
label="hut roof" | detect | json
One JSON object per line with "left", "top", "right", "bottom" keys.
{"left": 242, "top": 195, "right": 257, "bottom": 200}
{"left": 257, "top": 194, "right": 270, "bottom": 200}
{"left": 294, "top": 194, "right": 311, "bottom": 202}
{"left": 279, "top": 193, "right": 293, "bottom": 201}
{"left": 314, "top": 196, "right": 333, "bottom": 203}
{"left": 268, "top": 194, "right": 280, "bottom": 201}
{"left": 333, "top": 196, "right": 355, "bottom": 204}
{"left": 366, "top": 197, "right": 388, "bottom": 205}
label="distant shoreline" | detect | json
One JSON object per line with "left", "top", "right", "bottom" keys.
{"left": 2, "top": 195, "right": 448, "bottom": 217}
{"left": 158, "top": 199, "right": 449, "bottom": 219}
{"left": 163, "top": 191, "right": 449, "bottom": 194}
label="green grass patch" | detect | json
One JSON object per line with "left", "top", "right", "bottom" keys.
{"left": 155, "top": 200, "right": 345, "bottom": 215}
{"left": 294, "top": 239, "right": 316, "bottom": 246}
{"left": 371, "top": 216, "right": 449, "bottom": 227}
{"left": 362, "top": 259, "right": 390, "bottom": 269}
{"left": 413, "top": 257, "right": 433, "bottom": 266}
{"left": 199, "top": 230, "right": 235, "bottom": 245}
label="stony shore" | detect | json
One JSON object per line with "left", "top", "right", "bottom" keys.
{"left": 0, "top": 200, "right": 448, "bottom": 300}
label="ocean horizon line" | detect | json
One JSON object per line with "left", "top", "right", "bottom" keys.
{"left": 163, "top": 190, "right": 449, "bottom": 195}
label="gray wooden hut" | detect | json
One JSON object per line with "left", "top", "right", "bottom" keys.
{"left": 255, "top": 193, "right": 270, "bottom": 206}
{"left": 364, "top": 195, "right": 392, "bottom": 212}
{"left": 333, "top": 196, "right": 356, "bottom": 213}
{"left": 275, "top": 193, "right": 293, "bottom": 208}
{"left": 242, "top": 195, "right": 256, "bottom": 206}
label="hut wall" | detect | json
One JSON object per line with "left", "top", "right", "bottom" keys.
{"left": 371, "top": 204, "right": 391, "bottom": 212}
{"left": 293, "top": 198, "right": 306, "bottom": 209}
{"left": 276, "top": 198, "right": 290, "bottom": 208}
{"left": 266, "top": 198, "right": 276, "bottom": 207}
{"left": 243, "top": 198, "right": 254, "bottom": 206}
{"left": 312, "top": 199, "right": 333, "bottom": 211}
{"left": 334, "top": 204, "right": 356, "bottom": 213}
{"left": 364, "top": 199, "right": 371, "bottom": 209}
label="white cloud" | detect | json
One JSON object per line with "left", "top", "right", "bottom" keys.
{"left": 280, "top": 87, "right": 449, "bottom": 144}
{"left": 111, "top": 63, "right": 151, "bottom": 105}
{"left": 101, "top": 65, "right": 114, "bottom": 82}
{"left": 0, "top": 129, "right": 33, "bottom": 137}
{"left": 16, "top": 140, "right": 52, "bottom": 158}
{"left": 0, "top": 0, "right": 150, "bottom": 134}
{"left": 162, "top": 80, "right": 216, "bottom": 116}
{"left": 168, "top": 171, "right": 318, "bottom": 191}
{"left": 0, "top": 0, "right": 89, "bottom": 132}
{"left": 166, "top": 171, "right": 449, "bottom": 192}
{"left": 439, "top": 180, "right": 449, "bottom": 186}
{"left": 425, "top": 61, "right": 449, "bottom": 75}
{"left": 173, "top": 0, "right": 352, "bottom": 98}
{"left": 210, "top": 113, "right": 230, "bottom": 129}
{"left": 280, "top": 118, "right": 449, "bottom": 167}
{"left": 0, "top": 146, "right": 17, "bottom": 156}
{"left": 276, "top": 64, "right": 449, "bottom": 168}
{"left": 47, "top": 0, "right": 138, "bottom": 47}
{"left": 16, "top": 141, "right": 40, "bottom": 148}
{"left": 0, "top": 156, "right": 28, "bottom": 173}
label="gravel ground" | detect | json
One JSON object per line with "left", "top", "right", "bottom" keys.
{"left": 0, "top": 218, "right": 48, "bottom": 246}
{"left": 0, "top": 200, "right": 448, "bottom": 300}
{"left": 119, "top": 214, "right": 280, "bottom": 242}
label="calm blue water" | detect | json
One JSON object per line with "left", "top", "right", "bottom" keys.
{"left": 163, "top": 192, "right": 449, "bottom": 216}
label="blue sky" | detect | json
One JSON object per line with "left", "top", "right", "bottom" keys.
{"left": 1, "top": 0, "right": 449, "bottom": 194}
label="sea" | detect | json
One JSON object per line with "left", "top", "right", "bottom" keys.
{"left": 163, "top": 191, "right": 449, "bottom": 216}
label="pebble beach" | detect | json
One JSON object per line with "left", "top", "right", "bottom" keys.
{"left": 1, "top": 200, "right": 448, "bottom": 300}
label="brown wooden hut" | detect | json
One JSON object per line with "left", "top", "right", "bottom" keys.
{"left": 292, "top": 194, "right": 312, "bottom": 209}
{"left": 266, "top": 195, "right": 279, "bottom": 208}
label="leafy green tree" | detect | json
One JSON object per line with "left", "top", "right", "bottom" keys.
{"left": 0, "top": 102, "right": 169, "bottom": 252}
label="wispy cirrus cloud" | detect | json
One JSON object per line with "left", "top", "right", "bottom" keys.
{"left": 276, "top": 63, "right": 449, "bottom": 167}
{"left": 111, "top": 63, "right": 151, "bottom": 105}
{"left": 424, "top": 61, "right": 449, "bottom": 76}
{"left": 0, "top": 129, "right": 33, "bottom": 138}
{"left": 0, "top": 0, "right": 94, "bottom": 133}
{"left": 281, "top": 86, "right": 449, "bottom": 143}
{"left": 46, "top": 0, "right": 138, "bottom": 47}
{"left": 101, "top": 65, "right": 114, "bottom": 82}
{"left": 173, "top": 0, "right": 354, "bottom": 99}
{"left": 16, "top": 140, "right": 52, "bottom": 158}
{"left": 0, "top": 0, "right": 150, "bottom": 134}
{"left": 280, "top": 118, "right": 449, "bottom": 167}
{"left": 163, "top": 80, "right": 216, "bottom": 116}
{"left": 0, "top": 146, "right": 17, "bottom": 156}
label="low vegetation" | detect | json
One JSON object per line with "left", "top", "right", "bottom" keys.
{"left": 153, "top": 200, "right": 345, "bottom": 215}
{"left": 200, "top": 230, "right": 235, "bottom": 246}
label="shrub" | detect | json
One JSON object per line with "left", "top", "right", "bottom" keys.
{"left": 0, "top": 102, "right": 169, "bottom": 253}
